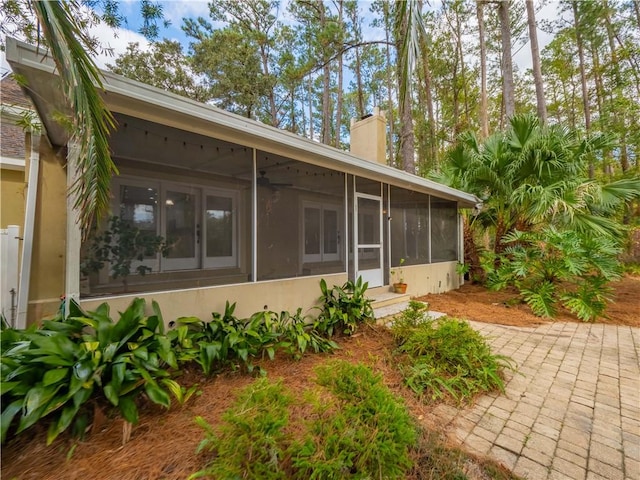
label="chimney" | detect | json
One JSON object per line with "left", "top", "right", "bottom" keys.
{"left": 349, "top": 107, "right": 387, "bottom": 165}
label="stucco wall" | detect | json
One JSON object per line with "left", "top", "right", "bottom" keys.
{"left": 1, "top": 168, "right": 25, "bottom": 229}
{"left": 402, "top": 261, "right": 461, "bottom": 296}
{"left": 80, "top": 273, "right": 348, "bottom": 324}
{"left": 27, "top": 140, "right": 67, "bottom": 322}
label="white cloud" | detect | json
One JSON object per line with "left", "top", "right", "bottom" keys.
{"left": 88, "top": 23, "right": 151, "bottom": 69}
{"left": 161, "top": 0, "right": 211, "bottom": 24}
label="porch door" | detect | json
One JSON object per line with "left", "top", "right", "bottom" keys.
{"left": 355, "top": 193, "right": 383, "bottom": 287}
{"left": 162, "top": 186, "right": 200, "bottom": 271}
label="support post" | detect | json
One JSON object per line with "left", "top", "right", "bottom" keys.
{"left": 65, "top": 142, "right": 82, "bottom": 316}
{"left": 16, "top": 133, "right": 40, "bottom": 328}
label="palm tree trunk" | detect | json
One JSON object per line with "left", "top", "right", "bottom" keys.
{"left": 463, "top": 218, "right": 484, "bottom": 283}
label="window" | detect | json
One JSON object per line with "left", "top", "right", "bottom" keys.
{"left": 204, "top": 192, "right": 237, "bottom": 268}
{"left": 303, "top": 203, "right": 341, "bottom": 263}
{"left": 109, "top": 178, "right": 241, "bottom": 272}
{"left": 431, "top": 198, "right": 458, "bottom": 262}
{"left": 390, "top": 186, "right": 429, "bottom": 266}
{"left": 256, "top": 153, "right": 345, "bottom": 280}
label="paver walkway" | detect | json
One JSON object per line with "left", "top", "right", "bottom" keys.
{"left": 428, "top": 321, "right": 640, "bottom": 480}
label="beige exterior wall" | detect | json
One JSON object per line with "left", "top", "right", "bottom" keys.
{"left": 26, "top": 140, "right": 67, "bottom": 323}
{"left": 81, "top": 273, "right": 347, "bottom": 324}
{"left": 402, "top": 261, "right": 461, "bottom": 296}
{"left": 1, "top": 168, "right": 25, "bottom": 229}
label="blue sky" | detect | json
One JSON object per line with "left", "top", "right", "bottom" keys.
{"left": 2, "top": 1, "right": 556, "bottom": 78}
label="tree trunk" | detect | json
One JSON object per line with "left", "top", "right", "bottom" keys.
{"left": 260, "top": 44, "right": 278, "bottom": 127}
{"left": 383, "top": 2, "right": 396, "bottom": 167}
{"left": 320, "top": 5, "right": 331, "bottom": 145}
{"left": 526, "top": 0, "right": 547, "bottom": 124}
{"left": 349, "top": 2, "right": 365, "bottom": 118}
{"left": 419, "top": 27, "right": 436, "bottom": 167}
{"left": 335, "top": 0, "right": 344, "bottom": 148}
{"left": 572, "top": 1, "right": 593, "bottom": 177}
{"left": 397, "top": 7, "right": 416, "bottom": 174}
{"left": 463, "top": 218, "right": 484, "bottom": 284}
{"left": 498, "top": 0, "right": 515, "bottom": 120}
{"left": 455, "top": 6, "right": 471, "bottom": 129}
{"left": 308, "top": 73, "right": 314, "bottom": 139}
{"left": 355, "top": 44, "right": 365, "bottom": 118}
{"left": 477, "top": 0, "right": 489, "bottom": 138}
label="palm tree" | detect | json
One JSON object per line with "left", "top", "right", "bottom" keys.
{"left": 31, "top": 1, "right": 117, "bottom": 235}
{"left": 435, "top": 114, "right": 640, "bottom": 265}
{"left": 394, "top": 0, "right": 426, "bottom": 174}
{"left": 5, "top": 1, "right": 162, "bottom": 234}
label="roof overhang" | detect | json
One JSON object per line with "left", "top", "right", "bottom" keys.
{"left": 6, "top": 37, "right": 480, "bottom": 208}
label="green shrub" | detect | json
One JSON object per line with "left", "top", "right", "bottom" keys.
{"left": 174, "top": 302, "right": 338, "bottom": 374}
{"left": 391, "top": 300, "right": 430, "bottom": 342}
{"left": 293, "top": 361, "right": 416, "bottom": 479}
{"left": 191, "top": 378, "right": 292, "bottom": 479}
{"left": 1, "top": 298, "right": 181, "bottom": 445}
{"left": 393, "top": 316, "right": 514, "bottom": 403}
{"left": 315, "top": 277, "right": 374, "bottom": 336}
{"left": 192, "top": 362, "right": 416, "bottom": 480}
{"left": 484, "top": 227, "right": 622, "bottom": 321}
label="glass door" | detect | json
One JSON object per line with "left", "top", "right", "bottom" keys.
{"left": 203, "top": 191, "right": 237, "bottom": 268}
{"left": 162, "top": 186, "right": 199, "bottom": 270}
{"left": 355, "top": 193, "right": 383, "bottom": 287}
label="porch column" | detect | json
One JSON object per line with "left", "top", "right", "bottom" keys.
{"left": 65, "top": 142, "right": 81, "bottom": 315}
{"left": 16, "top": 132, "right": 40, "bottom": 329}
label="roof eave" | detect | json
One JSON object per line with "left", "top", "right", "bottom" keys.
{"left": 5, "top": 37, "right": 481, "bottom": 208}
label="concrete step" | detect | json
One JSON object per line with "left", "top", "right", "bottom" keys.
{"left": 368, "top": 290, "right": 411, "bottom": 309}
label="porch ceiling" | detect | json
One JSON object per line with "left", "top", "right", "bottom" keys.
{"left": 6, "top": 37, "right": 480, "bottom": 208}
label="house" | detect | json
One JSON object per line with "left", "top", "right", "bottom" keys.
{"left": 0, "top": 74, "right": 40, "bottom": 325}
{"left": 5, "top": 38, "right": 479, "bottom": 326}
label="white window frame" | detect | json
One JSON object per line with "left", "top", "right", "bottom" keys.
{"left": 111, "top": 177, "right": 162, "bottom": 274}
{"left": 161, "top": 184, "right": 200, "bottom": 271}
{"left": 202, "top": 188, "right": 239, "bottom": 268}
{"left": 302, "top": 201, "right": 342, "bottom": 264}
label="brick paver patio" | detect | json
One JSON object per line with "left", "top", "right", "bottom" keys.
{"left": 428, "top": 321, "right": 640, "bottom": 480}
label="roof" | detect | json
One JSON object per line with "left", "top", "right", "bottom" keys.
{"left": 5, "top": 37, "right": 480, "bottom": 207}
{"left": 1, "top": 75, "right": 36, "bottom": 166}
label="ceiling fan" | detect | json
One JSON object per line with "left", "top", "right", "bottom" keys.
{"left": 257, "top": 170, "right": 293, "bottom": 189}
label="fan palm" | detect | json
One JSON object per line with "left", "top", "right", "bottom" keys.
{"left": 439, "top": 114, "right": 640, "bottom": 254}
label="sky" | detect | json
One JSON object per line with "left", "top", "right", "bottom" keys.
{"left": 1, "top": 1, "right": 558, "bottom": 81}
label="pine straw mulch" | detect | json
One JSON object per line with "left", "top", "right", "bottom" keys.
{"left": 3, "top": 325, "right": 454, "bottom": 480}
{"left": 3, "top": 276, "right": 638, "bottom": 479}
{"left": 416, "top": 274, "right": 640, "bottom": 328}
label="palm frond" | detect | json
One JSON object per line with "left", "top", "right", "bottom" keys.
{"left": 33, "top": 0, "right": 117, "bottom": 234}
{"left": 395, "top": 0, "right": 425, "bottom": 110}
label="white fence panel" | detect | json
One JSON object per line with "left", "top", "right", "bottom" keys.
{"left": 1, "top": 225, "right": 20, "bottom": 326}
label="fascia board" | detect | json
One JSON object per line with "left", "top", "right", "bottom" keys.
{"left": 6, "top": 37, "right": 480, "bottom": 207}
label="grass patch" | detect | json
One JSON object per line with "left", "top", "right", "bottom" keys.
{"left": 294, "top": 361, "right": 417, "bottom": 479}
{"left": 192, "top": 361, "right": 417, "bottom": 479}
{"left": 392, "top": 303, "right": 515, "bottom": 403}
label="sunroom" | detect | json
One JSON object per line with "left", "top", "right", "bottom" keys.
{"left": 6, "top": 38, "right": 478, "bottom": 323}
